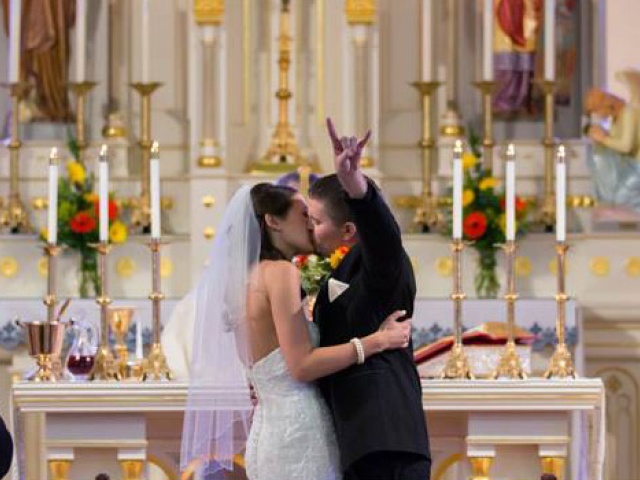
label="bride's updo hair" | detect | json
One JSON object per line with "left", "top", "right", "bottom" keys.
{"left": 250, "top": 183, "right": 297, "bottom": 260}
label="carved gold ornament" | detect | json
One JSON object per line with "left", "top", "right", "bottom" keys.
{"left": 204, "top": 227, "right": 216, "bottom": 240}
{"left": 115, "top": 257, "right": 136, "bottom": 279}
{"left": 345, "top": 0, "right": 376, "bottom": 24}
{"left": 625, "top": 257, "right": 640, "bottom": 277}
{"left": 515, "top": 257, "right": 532, "bottom": 277}
{"left": 194, "top": 0, "right": 224, "bottom": 25}
{"left": 202, "top": 195, "right": 216, "bottom": 208}
{"left": 0, "top": 257, "right": 18, "bottom": 278}
{"left": 435, "top": 257, "right": 453, "bottom": 277}
{"left": 589, "top": 257, "right": 610, "bottom": 277}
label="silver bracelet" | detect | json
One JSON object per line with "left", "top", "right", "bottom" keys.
{"left": 350, "top": 337, "right": 365, "bottom": 365}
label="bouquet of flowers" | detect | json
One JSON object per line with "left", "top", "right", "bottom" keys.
{"left": 41, "top": 141, "right": 128, "bottom": 297}
{"left": 294, "top": 246, "right": 350, "bottom": 296}
{"left": 444, "top": 130, "right": 531, "bottom": 298}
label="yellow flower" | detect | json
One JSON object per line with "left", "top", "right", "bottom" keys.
{"left": 84, "top": 192, "right": 98, "bottom": 203}
{"left": 462, "top": 152, "right": 477, "bottom": 170}
{"left": 498, "top": 213, "right": 506, "bottom": 233}
{"left": 462, "top": 189, "right": 475, "bottom": 207}
{"left": 66, "top": 161, "right": 86, "bottom": 184}
{"left": 109, "top": 221, "right": 128, "bottom": 244}
{"left": 479, "top": 177, "right": 498, "bottom": 190}
{"left": 329, "top": 246, "right": 350, "bottom": 269}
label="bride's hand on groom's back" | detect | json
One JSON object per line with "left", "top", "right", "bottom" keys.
{"left": 378, "top": 310, "right": 412, "bottom": 350}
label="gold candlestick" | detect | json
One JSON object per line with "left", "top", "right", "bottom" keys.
{"left": 1, "top": 82, "right": 32, "bottom": 233}
{"left": 247, "top": 0, "right": 310, "bottom": 173}
{"left": 142, "top": 239, "right": 173, "bottom": 381}
{"left": 491, "top": 241, "right": 526, "bottom": 379}
{"left": 68, "top": 82, "right": 98, "bottom": 164}
{"left": 42, "top": 244, "right": 63, "bottom": 322}
{"left": 411, "top": 81, "right": 443, "bottom": 232}
{"left": 539, "top": 80, "right": 556, "bottom": 231}
{"left": 441, "top": 239, "right": 474, "bottom": 379}
{"left": 473, "top": 81, "right": 496, "bottom": 172}
{"left": 130, "top": 82, "right": 163, "bottom": 233}
{"left": 544, "top": 242, "right": 577, "bottom": 379}
{"left": 88, "top": 242, "right": 120, "bottom": 381}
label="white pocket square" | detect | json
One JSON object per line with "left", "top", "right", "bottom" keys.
{"left": 328, "top": 278, "right": 350, "bottom": 303}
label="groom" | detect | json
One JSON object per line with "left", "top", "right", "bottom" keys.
{"left": 309, "top": 119, "right": 431, "bottom": 480}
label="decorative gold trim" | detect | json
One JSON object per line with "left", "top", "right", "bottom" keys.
{"left": 120, "top": 459, "right": 144, "bottom": 480}
{"left": 31, "top": 197, "right": 48, "bottom": 210}
{"left": 468, "top": 456, "right": 493, "bottom": 480}
{"left": 394, "top": 195, "right": 421, "bottom": 209}
{"left": 625, "top": 257, "right": 640, "bottom": 277}
{"left": 204, "top": 227, "right": 216, "bottom": 240}
{"left": 589, "top": 256, "right": 610, "bottom": 277}
{"left": 515, "top": 256, "right": 532, "bottom": 277}
{"left": 440, "top": 124, "right": 465, "bottom": 137}
{"left": 116, "top": 257, "right": 136, "bottom": 279}
{"left": 0, "top": 257, "right": 19, "bottom": 278}
{"left": 202, "top": 195, "right": 216, "bottom": 208}
{"left": 49, "top": 460, "right": 72, "bottom": 480}
{"left": 540, "top": 456, "right": 566, "bottom": 479}
{"left": 197, "top": 156, "right": 222, "bottom": 168}
{"left": 160, "top": 258, "right": 173, "bottom": 279}
{"left": 345, "top": 0, "right": 376, "bottom": 24}
{"left": 160, "top": 197, "right": 174, "bottom": 211}
{"left": 102, "top": 124, "right": 127, "bottom": 138}
{"left": 38, "top": 257, "right": 48, "bottom": 278}
{"left": 433, "top": 453, "right": 463, "bottom": 480}
{"left": 148, "top": 453, "right": 178, "bottom": 480}
{"left": 360, "top": 156, "right": 374, "bottom": 168}
{"left": 194, "top": 0, "right": 224, "bottom": 25}
{"left": 435, "top": 257, "right": 453, "bottom": 277}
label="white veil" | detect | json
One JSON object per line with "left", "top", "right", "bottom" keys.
{"left": 181, "top": 185, "right": 260, "bottom": 477}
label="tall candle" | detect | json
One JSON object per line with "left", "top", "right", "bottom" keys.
{"left": 150, "top": 141, "right": 161, "bottom": 239}
{"left": 420, "top": 0, "right": 433, "bottom": 81}
{"left": 99, "top": 145, "right": 109, "bottom": 243}
{"left": 556, "top": 145, "right": 566, "bottom": 242}
{"left": 75, "top": 0, "right": 87, "bottom": 81}
{"left": 136, "top": 318, "right": 143, "bottom": 360}
{"left": 141, "top": 0, "right": 150, "bottom": 83}
{"left": 452, "top": 140, "right": 463, "bottom": 239}
{"left": 8, "top": 0, "right": 22, "bottom": 83}
{"left": 505, "top": 144, "right": 516, "bottom": 241}
{"left": 48, "top": 148, "right": 59, "bottom": 245}
{"left": 544, "top": 0, "right": 555, "bottom": 80}
{"left": 482, "top": 0, "right": 494, "bottom": 81}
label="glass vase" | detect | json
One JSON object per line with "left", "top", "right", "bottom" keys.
{"left": 79, "top": 251, "right": 101, "bottom": 298}
{"left": 474, "top": 248, "right": 500, "bottom": 299}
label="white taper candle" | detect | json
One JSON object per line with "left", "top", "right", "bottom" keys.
{"left": 48, "top": 148, "right": 59, "bottom": 245}
{"left": 544, "top": 0, "right": 555, "bottom": 80}
{"left": 505, "top": 144, "right": 516, "bottom": 241}
{"left": 150, "top": 141, "right": 161, "bottom": 239}
{"left": 8, "top": 0, "right": 22, "bottom": 83}
{"left": 141, "top": 0, "right": 150, "bottom": 83}
{"left": 482, "top": 0, "right": 494, "bottom": 81}
{"left": 420, "top": 0, "right": 433, "bottom": 81}
{"left": 452, "top": 140, "right": 463, "bottom": 239}
{"left": 99, "top": 145, "right": 109, "bottom": 243}
{"left": 556, "top": 145, "right": 566, "bottom": 242}
{"left": 136, "top": 318, "right": 143, "bottom": 360}
{"left": 75, "top": 0, "right": 87, "bottom": 81}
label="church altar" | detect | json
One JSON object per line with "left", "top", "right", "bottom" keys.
{"left": 9, "top": 378, "right": 605, "bottom": 480}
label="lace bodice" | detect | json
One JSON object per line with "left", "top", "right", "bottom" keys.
{"left": 245, "top": 322, "right": 341, "bottom": 480}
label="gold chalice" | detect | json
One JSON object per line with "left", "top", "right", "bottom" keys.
{"left": 107, "top": 306, "right": 135, "bottom": 378}
{"left": 18, "top": 320, "right": 66, "bottom": 382}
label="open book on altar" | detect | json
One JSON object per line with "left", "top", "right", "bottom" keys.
{"left": 413, "top": 322, "right": 536, "bottom": 378}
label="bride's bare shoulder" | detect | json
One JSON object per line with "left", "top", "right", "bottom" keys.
{"left": 258, "top": 260, "right": 299, "bottom": 286}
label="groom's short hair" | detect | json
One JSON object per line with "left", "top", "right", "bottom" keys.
{"left": 309, "top": 174, "right": 353, "bottom": 227}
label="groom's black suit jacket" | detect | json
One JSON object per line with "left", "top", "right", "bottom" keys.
{"left": 0, "top": 415, "right": 13, "bottom": 478}
{"left": 313, "top": 185, "right": 430, "bottom": 471}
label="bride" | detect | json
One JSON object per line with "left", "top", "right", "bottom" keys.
{"left": 180, "top": 182, "right": 412, "bottom": 479}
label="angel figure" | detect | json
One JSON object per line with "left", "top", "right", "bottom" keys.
{"left": 585, "top": 70, "right": 640, "bottom": 215}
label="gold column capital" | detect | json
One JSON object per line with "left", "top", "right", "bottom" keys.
{"left": 194, "top": 0, "right": 225, "bottom": 25}
{"left": 345, "top": 0, "right": 376, "bottom": 25}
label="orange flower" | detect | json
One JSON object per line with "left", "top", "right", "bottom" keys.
{"left": 330, "top": 246, "right": 350, "bottom": 269}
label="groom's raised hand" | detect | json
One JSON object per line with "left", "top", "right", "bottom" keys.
{"left": 326, "top": 117, "right": 371, "bottom": 199}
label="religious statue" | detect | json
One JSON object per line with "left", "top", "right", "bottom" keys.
{"left": 1, "top": 0, "right": 75, "bottom": 122}
{"left": 585, "top": 69, "right": 640, "bottom": 215}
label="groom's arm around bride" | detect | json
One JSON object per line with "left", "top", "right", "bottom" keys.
{"left": 309, "top": 119, "right": 432, "bottom": 480}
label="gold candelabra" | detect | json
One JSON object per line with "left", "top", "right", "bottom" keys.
{"left": 142, "top": 239, "right": 173, "bottom": 381}
{"left": 441, "top": 239, "right": 474, "bottom": 379}
{"left": 491, "top": 241, "right": 527, "bottom": 379}
{"left": 42, "top": 244, "right": 62, "bottom": 322}
{"left": 544, "top": 241, "right": 577, "bottom": 378}
{"left": 473, "top": 81, "right": 496, "bottom": 172}
{"left": 107, "top": 306, "right": 135, "bottom": 379}
{"left": 539, "top": 80, "right": 557, "bottom": 231}
{"left": 130, "top": 82, "right": 162, "bottom": 233}
{"left": 88, "top": 242, "right": 120, "bottom": 381}
{"left": 1, "top": 82, "right": 32, "bottom": 233}
{"left": 248, "top": 0, "right": 309, "bottom": 174}
{"left": 411, "top": 81, "right": 443, "bottom": 233}
{"left": 68, "top": 81, "right": 97, "bottom": 164}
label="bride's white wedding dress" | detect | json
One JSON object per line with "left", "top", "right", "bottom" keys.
{"left": 245, "top": 322, "right": 342, "bottom": 480}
